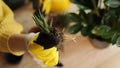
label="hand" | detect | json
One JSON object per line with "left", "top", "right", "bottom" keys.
{"left": 26, "top": 33, "right": 59, "bottom": 66}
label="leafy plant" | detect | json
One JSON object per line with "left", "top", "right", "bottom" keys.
{"left": 61, "top": 0, "right": 120, "bottom": 46}
{"left": 33, "top": 10, "right": 50, "bottom": 34}
{"left": 33, "top": 10, "right": 62, "bottom": 49}
{"left": 33, "top": 10, "right": 64, "bottom": 67}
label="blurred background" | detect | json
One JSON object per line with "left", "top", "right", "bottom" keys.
{"left": 0, "top": 0, "right": 120, "bottom": 68}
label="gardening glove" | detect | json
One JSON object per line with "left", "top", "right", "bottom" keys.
{"left": 39, "top": 0, "right": 71, "bottom": 14}
{"left": 26, "top": 33, "right": 59, "bottom": 67}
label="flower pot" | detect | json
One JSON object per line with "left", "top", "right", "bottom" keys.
{"left": 88, "top": 38, "right": 110, "bottom": 49}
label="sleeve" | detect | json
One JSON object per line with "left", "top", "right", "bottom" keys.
{"left": 0, "top": 0, "right": 24, "bottom": 56}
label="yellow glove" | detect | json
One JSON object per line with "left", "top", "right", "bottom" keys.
{"left": 40, "top": 0, "right": 71, "bottom": 14}
{"left": 26, "top": 33, "right": 59, "bottom": 66}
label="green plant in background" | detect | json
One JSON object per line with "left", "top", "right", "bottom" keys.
{"left": 60, "top": 0, "right": 120, "bottom": 46}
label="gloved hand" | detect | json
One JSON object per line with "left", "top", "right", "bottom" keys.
{"left": 26, "top": 33, "right": 59, "bottom": 66}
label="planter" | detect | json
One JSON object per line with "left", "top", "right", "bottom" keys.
{"left": 88, "top": 38, "right": 110, "bottom": 49}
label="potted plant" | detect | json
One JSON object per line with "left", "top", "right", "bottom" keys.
{"left": 31, "top": 0, "right": 72, "bottom": 67}
{"left": 57, "top": 0, "right": 120, "bottom": 48}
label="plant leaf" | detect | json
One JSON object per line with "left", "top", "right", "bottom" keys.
{"left": 79, "top": 10, "right": 88, "bottom": 23}
{"left": 81, "top": 26, "right": 93, "bottom": 36}
{"left": 111, "top": 32, "right": 119, "bottom": 44}
{"left": 101, "top": 8, "right": 120, "bottom": 30}
{"left": 68, "top": 23, "right": 83, "bottom": 34}
{"left": 93, "top": 25, "right": 111, "bottom": 36}
{"left": 116, "top": 36, "right": 120, "bottom": 46}
{"left": 49, "top": 18, "right": 53, "bottom": 28}
{"left": 67, "top": 13, "right": 82, "bottom": 23}
{"left": 104, "top": 0, "right": 120, "bottom": 8}
{"left": 38, "top": 10, "right": 50, "bottom": 32}
{"left": 101, "top": 29, "right": 115, "bottom": 39}
{"left": 33, "top": 15, "right": 44, "bottom": 29}
{"left": 33, "top": 10, "right": 50, "bottom": 34}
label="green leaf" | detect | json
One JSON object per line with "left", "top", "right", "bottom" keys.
{"left": 81, "top": 26, "right": 93, "bottom": 36}
{"left": 116, "top": 36, "right": 120, "bottom": 46}
{"left": 49, "top": 18, "right": 53, "bottom": 28}
{"left": 111, "top": 32, "right": 119, "bottom": 44}
{"left": 79, "top": 10, "right": 88, "bottom": 23}
{"left": 86, "top": 12, "right": 94, "bottom": 25}
{"left": 38, "top": 10, "right": 45, "bottom": 23}
{"left": 93, "top": 25, "right": 111, "bottom": 36}
{"left": 104, "top": 0, "right": 120, "bottom": 8}
{"left": 101, "top": 29, "right": 115, "bottom": 39}
{"left": 33, "top": 10, "right": 50, "bottom": 34}
{"left": 101, "top": 9, "right": 120, "bottom": 30}
{"left": 38, "top": 10, "right": 50, "bottom": 33}
{"left": 66, "top": 13, "right": 81, "bottom": 23}
{"left": 33, "top": 16, "right": 44, "bottom": 29}
{"left": 93, "top": 26, "right": 116, "bottom": 39}
{"left": 68, "top": 23, "right": 83, "bottom": 34}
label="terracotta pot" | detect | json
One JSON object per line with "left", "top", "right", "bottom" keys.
{"left": 89, "top": 38, "right": 110, "bottom": 49}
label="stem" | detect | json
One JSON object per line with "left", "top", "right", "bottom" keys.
{"left": 92, "top": 0, "right": 100, "bottom": 16}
